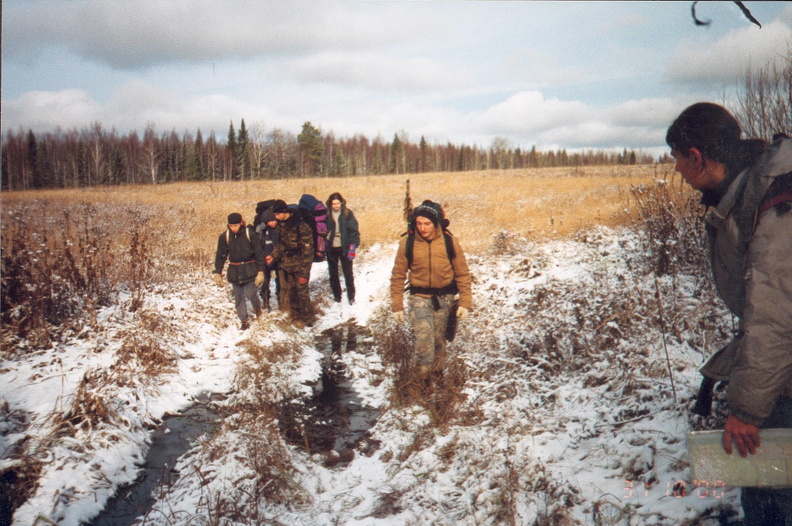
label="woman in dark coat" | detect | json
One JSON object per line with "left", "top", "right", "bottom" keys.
{"left": 325, "top": 192, "right": 361, "bottom": 304}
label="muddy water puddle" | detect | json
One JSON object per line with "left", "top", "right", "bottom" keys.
{"left": 280, "top": 320, "right": 383, "bottom": 464}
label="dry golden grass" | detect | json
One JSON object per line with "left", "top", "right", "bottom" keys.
{"left": 1, "top": 164, "right": 684, "bottom": 256}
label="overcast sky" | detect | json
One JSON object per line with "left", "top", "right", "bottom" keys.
{"left": 2, "top": 1, "right": 791, "bottom": 155}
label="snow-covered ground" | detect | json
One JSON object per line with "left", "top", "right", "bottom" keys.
{"left": 1, "top": 227, "right": 740, "bottom": 525}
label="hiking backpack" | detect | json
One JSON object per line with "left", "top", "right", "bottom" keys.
{"left": 295, "top": 194, "right": 329, "bottom": 262}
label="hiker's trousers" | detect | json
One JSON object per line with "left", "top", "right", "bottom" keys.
{"left": 327, "top": 246, "right": 355, "bottom": 302}
{"left": 233, "top": 280, "right": 261, "bottom": 322}
{"left": 409, "top": 293, "right": 454, "bottom": 369}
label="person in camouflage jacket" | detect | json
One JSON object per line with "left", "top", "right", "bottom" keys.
{"left": 266, "top": 200, "right": 316, "bottom": 326}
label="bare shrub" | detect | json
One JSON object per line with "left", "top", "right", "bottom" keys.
{"left": 115, "top": 310, "right": 178, "bottom": 377}
{"left": 491, "top": 229, "right": 524, "bottom": 256}
{"left": 51, "top": 370, "right": 116, "bottom": 437}
{"left": 630, "top": 180, "right": 707, "bottom": 278}
{"left": 735, "top": 47, "right": 792, "bottom": 140}
{"left": 0, "top": 401, "right": 42, "bottom": 524}
{"left": 198, "top": 338, "right": 309, "bottom": 515}
{"left": 1, "top": 202, "right": 160, "bottom": 352}
{"left": 376, "top": 322, "right": 469, "bottom": 428}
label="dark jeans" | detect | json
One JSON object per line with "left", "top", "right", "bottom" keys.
{"left": 742, "top": 396, "right": 792, "bottom": 526}
{"left": 327, "top": 246, "right": 355, "bottom": 302}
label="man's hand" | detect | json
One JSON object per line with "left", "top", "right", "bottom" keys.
{"left": 722, "top": 414, "right": 760, "bottom": 457}
{"left": 393, "top": 311, "right": 405, "bottom": 324}
{"left": 213, "top": 273, "right": 223, "bottom": 287}
{"left": 265, "top": 255, "right": 273, "bottom": 266}
{"left": 254, "top": 271, "right": 265, "bottom": 287}
{"left": 456, "top": 306, "right": 468, "bottom": 321}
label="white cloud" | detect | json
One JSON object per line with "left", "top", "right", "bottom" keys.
{"left": 285, "top": 52, "right": 473, "bottom": 92}
{"left": 475, "top": 91, "right": 592, "bottom": 136}
{"left": 3, "top": 0, "right": 420, "bottom": 69}
{"left": 666, "top": 19, "right": 792, "bottom": 85}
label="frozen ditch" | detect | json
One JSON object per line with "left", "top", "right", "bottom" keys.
{"left": 87, "top": 395, "right": 223, "bottom": 526}
{"left": 88, "top": 321, "right": 381, "bottom": 524}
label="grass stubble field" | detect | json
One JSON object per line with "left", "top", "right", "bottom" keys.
{"left": 1, "top": 163, "right": 685, "bottom": 261}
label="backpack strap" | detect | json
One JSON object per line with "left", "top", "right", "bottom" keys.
{"left": 226, "top": 226, "right": 251, "bottom": 245}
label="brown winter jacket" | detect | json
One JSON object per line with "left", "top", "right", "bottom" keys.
{"left": 700, "top": 135, "right": 792, "bottom": 427}
{"left": 390, "top": 229, "right": 472, "bottom": 313}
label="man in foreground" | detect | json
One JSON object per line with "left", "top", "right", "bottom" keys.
{"left": 667, "top": 102, "right": 792, "bottom": 525}
{"left": 390, "top": 200, "right": 472, "bottom": 376}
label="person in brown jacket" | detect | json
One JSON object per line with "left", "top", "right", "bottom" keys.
{"left": 390, "top": 200, "right": 472, "bottom": 376}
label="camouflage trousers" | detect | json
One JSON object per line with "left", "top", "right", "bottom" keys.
{"left": 279, "top": 270, "right": 315, "bottom": 324}
{"left": 408, "top": 293, "right": 455, "bottom": 369}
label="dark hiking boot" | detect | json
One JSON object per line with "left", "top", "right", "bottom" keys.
{"left": 240, "top": 320, "right": 250, "bottom": 330}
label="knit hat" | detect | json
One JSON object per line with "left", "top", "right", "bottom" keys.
{"left": 263, "top": 208, "right": 276, "bottom": 223}
{"left": 227, "top": 212, "right": 243, "bottom": 224}
{"left": 413, "top": 200, "right": 449, "bottom": 228}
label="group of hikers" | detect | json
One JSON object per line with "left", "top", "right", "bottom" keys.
{"left": 212, "top": 103, "right": 791, "bottom": 525}
{"left": 213, "top": 192, "right": 360, "bottom": 330}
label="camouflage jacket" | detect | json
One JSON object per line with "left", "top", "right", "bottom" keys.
{"left": 270, "top": 213, "right": 314, "bottom": 278}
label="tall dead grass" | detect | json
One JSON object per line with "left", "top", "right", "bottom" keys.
{"left": 1, "top": 164, "right": 673, "bottom": 352}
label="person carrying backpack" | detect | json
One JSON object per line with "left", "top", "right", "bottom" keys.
{"left": 325, "top": 192, "right": 360, "bottom": 304}
{"left": 667, "top": 103, "right": 792, "bottom": 526}
{"left": 255, "top": 206, "right": 281, "bottom": 311}
{"left": 390, "top": 200, "right": 472, "bottom": 376}
{"left": 265, "top": 200, "right": 316, "bottom": 327}
{"left": 213, "top": 212, "right": 265, "bottom": 330}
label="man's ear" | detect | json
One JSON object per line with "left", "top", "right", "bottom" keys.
{"left": 688, "top": 148, "right": 704, "bottom": 166}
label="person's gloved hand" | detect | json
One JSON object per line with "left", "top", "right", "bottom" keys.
{"left": 298, "top": 277, "right": 309, "bottom": 285}
{"left": 348, "top": 244, "right": 357, "bottom": 261}
{"left": 213, "top": 273, "right": 223, "bottom": 287}
{"left": 254, "top": 271, "right": 265, "bottom": 287}
{"left": 393, "top": 311, "right": 405, "bottom": 324}
{"left": 456, "top": 306, "right": 469, "bottom": 321}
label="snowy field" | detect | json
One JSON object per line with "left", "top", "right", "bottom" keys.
{"left": 1, "top": 227, "right": 740, "bottom": 525}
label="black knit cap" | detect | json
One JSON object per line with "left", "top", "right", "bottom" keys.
{"left": 263, "top": 208, "right": 276, "bottom": 223}
{"left": 227, "top": 212, "right": 242, "bottom": 224}
{"left": 413, "top": 200, "right": 444, "bottom": 226}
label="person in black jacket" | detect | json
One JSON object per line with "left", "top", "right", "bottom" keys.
{"left": 213, "top": 212, "right": 265, "bottom": 330}
{"left": 255, "top": 207, "right": 281, "bottom": 311}
{"left": 325, "top": 192, "right": 361, "bottom": 304}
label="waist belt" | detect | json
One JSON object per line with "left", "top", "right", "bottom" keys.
{"left": 409, "top": 282, "right": 458, "bottom": 296}
{"left": 229, "top": 259, "right": 255, "bottom": 266}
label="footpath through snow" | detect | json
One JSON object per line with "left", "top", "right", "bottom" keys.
{"left": 1, "top": 228, "right": 740, "bottom": 525}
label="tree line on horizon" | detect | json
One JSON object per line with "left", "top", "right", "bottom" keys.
{"left": 1, "top": 119, "right": 658, "bottom": 191}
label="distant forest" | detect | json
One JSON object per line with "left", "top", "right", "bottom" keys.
{"left": 2, "top": 120, "right": 657, "bottom": 191}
